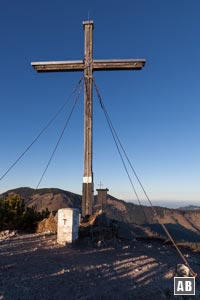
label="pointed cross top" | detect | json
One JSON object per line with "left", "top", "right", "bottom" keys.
{"left": 98, "top": 181, "right": 104, "bottom": 190}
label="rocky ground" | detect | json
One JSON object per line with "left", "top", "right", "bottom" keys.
{"left": 0, "top": 232, "right": 200, "bottom": 300}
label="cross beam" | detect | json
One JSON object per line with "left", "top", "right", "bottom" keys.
{"left": 31, "top": 20, "right": 146, "bottom": 217}
{"left": 31, "top": 59, "right": 145, "bottom": 72}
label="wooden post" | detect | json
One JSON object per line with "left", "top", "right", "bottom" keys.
{"left": 82, "top": 21, "right": 94, "bottom": 217}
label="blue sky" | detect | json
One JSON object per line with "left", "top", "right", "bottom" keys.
{"left": 0, "top": 0, "right": 200, "bottom": 207}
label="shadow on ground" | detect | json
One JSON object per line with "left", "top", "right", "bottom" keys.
{"left": 0, "top": 233, "right": 200, "bottom": 300}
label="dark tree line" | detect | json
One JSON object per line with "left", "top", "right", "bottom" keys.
{"left": 0, "top": 193, "right": 50, "bottom": 231}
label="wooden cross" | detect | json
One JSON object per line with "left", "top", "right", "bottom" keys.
{"left": 98, "top": 181, "right": 103, "bottom": 190}
{"left": 31, "top": 20, "right": 145, "bottom": 217}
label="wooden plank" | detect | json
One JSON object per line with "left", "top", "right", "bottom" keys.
{"left": 31, "top": 61, "right": 84, "bottom": 72}
{"left": 31, "top": 59, "right": 146, "bottom": 72}
{"left": 93, "top": 59, "right": 146, "bottom": 71}
{"left": 82, "top": 20, "right": 94, "bottom": 217}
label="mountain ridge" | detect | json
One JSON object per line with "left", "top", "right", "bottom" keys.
{"left": 177, "top": 204, "right": 200, "bottom": 211}
{"left": 1, "top": 187, "right": 200, "bottom": 243}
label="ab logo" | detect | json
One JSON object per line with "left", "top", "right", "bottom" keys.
{"left": 174, "top": 277, "right": 195, "bottom": 295}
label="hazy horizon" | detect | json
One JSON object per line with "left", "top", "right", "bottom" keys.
{"left": 127, "top": 199, "right": 200, "bottom": 209}
{"left": 1, "top": 185, "right": 199, "bottom": 210}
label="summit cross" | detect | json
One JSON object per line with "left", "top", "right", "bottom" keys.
{"left": 31, "top": 20, "right": 146, "bottom": 217}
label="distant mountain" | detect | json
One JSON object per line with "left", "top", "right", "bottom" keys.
{"left": 1, "top": 187, "right": 200, "bottom": 243}
{"left": 0, "top": 187, "right": 81, "bottom": 212}
{"left": 95, "top": 194, "right": 200, "bottom": 243}
{"left": 177, "top": 205, "right": 200, "bottom": 211}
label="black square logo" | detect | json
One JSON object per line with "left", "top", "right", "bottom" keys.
{"left": 174, "top": 277, "right": 195, "bottom": 295}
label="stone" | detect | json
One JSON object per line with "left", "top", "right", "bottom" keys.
{"left": 0, "top": 230, "right": 17, "bottom": 240}
{"left": 37, "top": 213, "right": 57, "bottom": 233}
{"left": 57, "top": 208, "right": 79, "bottom": 245}
{"left": 176, "top": 264, "right": 190, "bottom": 277}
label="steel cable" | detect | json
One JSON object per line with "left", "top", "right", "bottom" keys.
{"left": 34, "top": 82, "right": 83, "bottom": 191}
{"left": 93, "top": 78, "right": 197, "bottom": 277}
{"left": 0, "top": 77, "right": 83, "bottom": 182}
{"left": 94, "top": 79, "right": 148, "bottom": 223}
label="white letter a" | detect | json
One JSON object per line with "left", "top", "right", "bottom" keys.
{"left": 177, "top": 281, "right": 184, "bottom": 292}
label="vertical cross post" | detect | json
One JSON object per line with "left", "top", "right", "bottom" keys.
{"left": 82, "top": 21, "right": 94, "bottom": 217}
